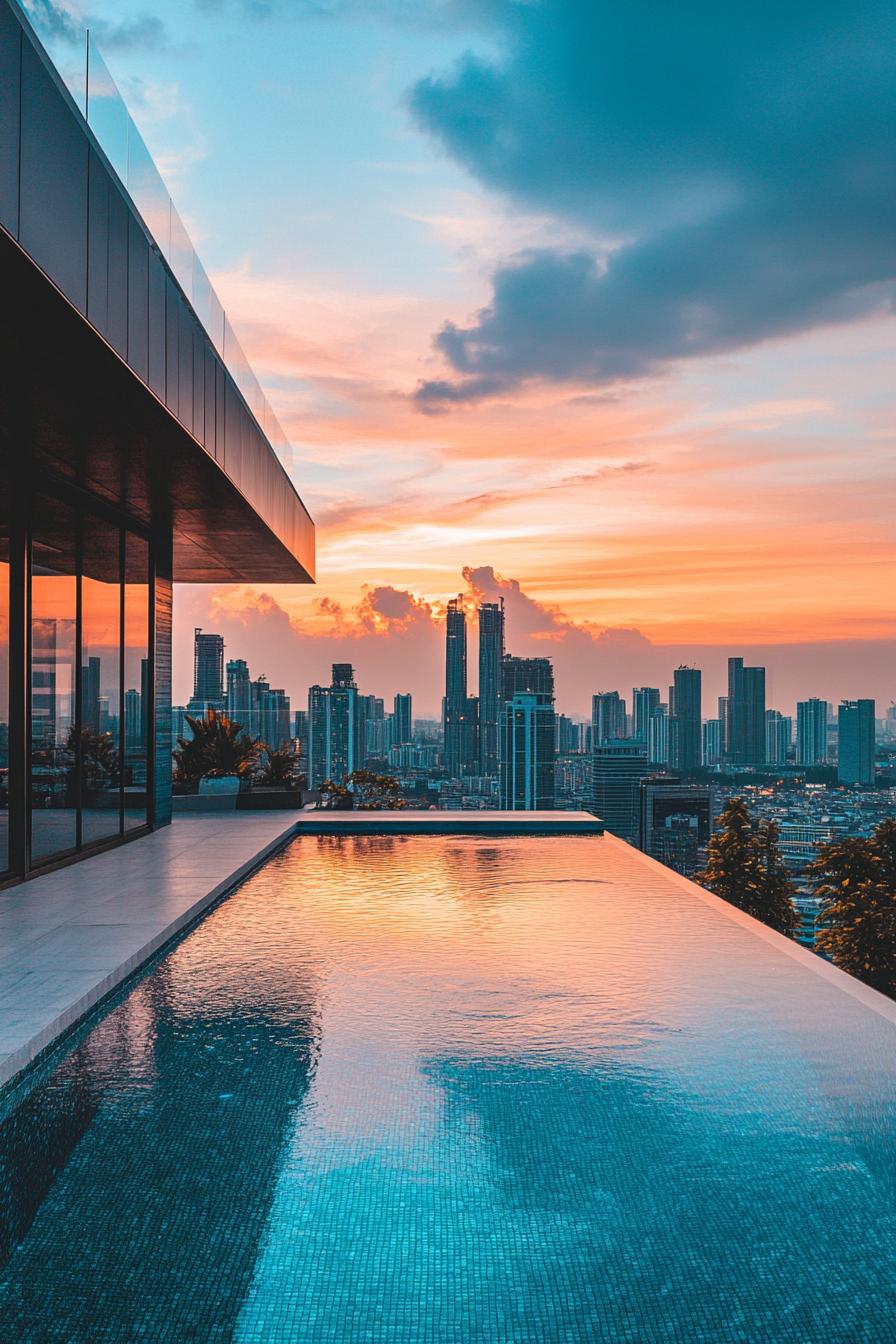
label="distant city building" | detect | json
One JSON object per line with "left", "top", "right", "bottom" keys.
{"left": 189, "top": 628, "right": 225, "bottom": 712}
{"left": 669, "top": 666, "right": 701, "bottom": 773}
{"left": 393, "top": 693, "right": 413, "bottom": 747}
{"left": 765, "top": 710, "right": 792, "bottom": 766}
{"left": 592, "top": 743, "right": 649, "bottom": 845}
{"left": 499, "top": 656, "right": 555, "bottom": 810}
{"left": 124, "top": 688, "right": 142, "bottom": 753}
{"left": 639, "top": 777, "right": 716, "bottom": 876}
{"left": 648, "top": 704, "right": 669, "bottom": 765}
{"left": 726, "top": 657, "right": 766, "bottom": 766}
{"left": 293, "top": 708, "right": 309, "bottom": 762}
{"left": 837, "top": 699, "right": 875, "bottom": 786}
{"left": 591, "top": 691, "right": 627, "bottom": 745}
{"left": 632, "top": 687, "right": 660, "bottom": 745}
{"left": 308, "top": 664, "right": 359, "bottom": 787}
{"left": 444, "top": 597, "right": 476, "bottom": 775}
{"left": 499, "top": 694, "right": 555, "bottom": 809}
{"left": 718, "top": 695, "right": 729, "bottom": 757}
{"left": 226, "top": 658, "right": 253, "bottom": 726}
{"left": 555, "top": 713, "right": 579, "bottom": 755}
{"left": 478, "top": 600, "right": 505, "bottom": 777}
{"left": 702, "top": 718, "right": 722, "bottom": 768}
{"left": 796, "top": 698, "right": 829, "bottom": 766}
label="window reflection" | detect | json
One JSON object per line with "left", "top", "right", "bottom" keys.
{"left": 31, "top": 500, "right": 77, "bottom": 864}
{"left": 123, "top": 532, "right": 149, "bottom": 832}
{"left": 0, "top": 528, "right": 9, "bottom": 875}
{"left": 81, "top": 515, "right": 122, "bottom": 846}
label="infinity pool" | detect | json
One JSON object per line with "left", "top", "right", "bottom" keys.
{"left": 2, "top": 832, "right": 896, "bottom": 1341}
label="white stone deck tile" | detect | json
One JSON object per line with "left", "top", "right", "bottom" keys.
{"left": 0, "top": 813, "right": 300, "bottom": 1088}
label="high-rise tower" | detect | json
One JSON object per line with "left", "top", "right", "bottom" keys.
{"left": 477, "top": 599, "right": 505, "bottom": 777}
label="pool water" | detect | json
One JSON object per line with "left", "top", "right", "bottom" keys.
{"left": 2, "top": 833, "right": 896, "bottom": 1341}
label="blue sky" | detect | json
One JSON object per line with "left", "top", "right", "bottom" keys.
{"left": 24, "top": 0, "right": 896, "bottom": 711}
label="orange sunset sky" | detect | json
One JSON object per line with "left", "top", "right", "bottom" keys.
{"left": 68, "top": 0, "right": 895, "bottom": 715}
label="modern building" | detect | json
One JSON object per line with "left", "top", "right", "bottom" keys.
{"left": 499, "top": 695, "right": 555, "bottom": 810}
{"left": 796, "top": 698, "right": 829, "bottom": 766}
{"left": 0, "top": 0, "right": 314, "bottom": 879}
{"left": 189, "top": 629, "right": 225, "bottom": 713}
{"left": 592, "top": 743, "right": 649, "bottom": 845}
{"left": 668, "top": 666, "right": 701, "bottom": 774}
{"left": 477, "top": 600, "right": 505, "bottom": 778}
{"left": 255, "top": 682, "right": 291, "bottom": 751}
{"left": 444, "top": 597, "right": 474, "bottom": 776}
{"left": 225, "top": 659, "right": 253, "bottom": 727}
{"left": 837, "top": 699, "right": 875, "bottom": 787}
{"left": 648, "top": 704, "right": 669, "bottom": 766}
{"left": 591, "top": 691, "right": 627, "bottom": 745}
{"left": 726, "top": 657, "right": 766, "bottom": 766}
{"left": 765, "top": 710, "right": 792, "bottom": 766}
{"left": 639, "top": 777, "right": 716, "bottom": 876}
{"left": 702, "top": 718, "right": 722, "bottom": 768}
{"left": 393, "top": 693, "right": 413, "bottom": 748}
{"left": 632, "top": 687, "right": 660, "bottom": 745}
{"left": 499, "top": 656, "right": 555, "bottom": 810}
{"left": 555, "top": 714, "right": 580, "bottom": 755}
{"left": 308, "top": 665, "right": 360, "bottom": 788}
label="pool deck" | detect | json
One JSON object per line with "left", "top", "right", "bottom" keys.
{"left": 0, "top": 810, "right": 601, "bottom": 1090}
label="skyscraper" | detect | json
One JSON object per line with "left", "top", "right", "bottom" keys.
{"left": 477, "top": 600, "right": 505, "bottom": 777}
{"left": 393, "top": 693, "right": 413, "bottom": 747}
{"left": 702, "top": 718, "right": 722, "bottom": 768}
{"left": 444, "top": 596, "right": 469, "bottom": 776}
{"left": 591, "top": 691, "right": 627, "bottom": 745}
{"left": 190, "top": 628, "right": 225, "bottom": 712}
{"left": 765, "top": 710, "right": 792, "bottom": 765}
{"left": 591, "top": 743, "right": 649, "bottom": 844}
{"left": 308, "top": 664, "right": 359, "bottom": 788}
{"left": 726, "top": 657, "right": 766, "bottom": 766}
{"left": 639, "top": 776, "right": 716, "bottom": 876}
{"left": 837, "top": 699, "right": 875, "bottom": 786}
{"left": 648, "top": 704, "right": 669, "bottom": 765}
{"left": 499, "top": 656, "right": 555, "bottom": 810}
{"left": 632, "top": 687, "right": 660, "bottom": 744}
{"left": 669, "top": 666, "right": 701, "bottom": 773}
{"left": 796, "top": 698, "right": 829, "bottom": 766}
{"left": 226, "top": 658, "right": 253, "bottom": 726}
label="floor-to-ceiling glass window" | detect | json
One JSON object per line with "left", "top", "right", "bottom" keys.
{"left": 123, "top": 532, "right": 150, "bottom": 832}
{"left": 81, "top": 514, "right": 122, "bottom": 846}
{"left": 30, "top": 497, "right": 78, "bottom": 865}
{"left": 0, "top": 486, "right": 9, "bottom": 876}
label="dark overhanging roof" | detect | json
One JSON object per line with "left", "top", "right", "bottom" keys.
{"left": 0, "top": 0, "right": 315, "bottom": 584}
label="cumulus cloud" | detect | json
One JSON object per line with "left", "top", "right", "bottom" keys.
{"left": 175, "top": 569, "right": 894, "bottom": 717}
{"left": 24, "top": 0, "right": 167, "bottom": 50}
{"left": 409, "top": 0, "right": 896, "bottom": 404}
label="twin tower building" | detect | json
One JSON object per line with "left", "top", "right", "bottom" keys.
{"left": 444, "top": 598, "right": 555, "bottom": 811}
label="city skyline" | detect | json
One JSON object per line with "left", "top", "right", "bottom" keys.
{"left": 56, "top": 0, "right": 894, "bottom": 698}
{"left": 172, "top": 576, "right": 894, "bottom": 720}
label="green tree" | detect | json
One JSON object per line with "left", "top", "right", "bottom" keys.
{"left": 174, "top": 709, "right": 260, "bottom": 786}
{"left": 347, "top": 769, "right": 406, "bottom": 810}
{"left": 256, "top": 740, "right": 304, "bottom": 788}
{"left": 809, "top": 819, "right": 896, "bottom": 997}
{"left": 696, "top": 797, "right": 799, "bottom": 935}
{"left": 754, "top": 819, "right": 801, "bottom": 936}
{"left": 317, "top": 778, "right": 351, "bottom": 809}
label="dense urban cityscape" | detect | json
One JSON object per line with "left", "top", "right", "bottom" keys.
{"left": 176, "top": 603, "right": 896, "bottom": 941}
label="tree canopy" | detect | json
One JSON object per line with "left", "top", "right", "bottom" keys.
{"left": 809, "top": 818, "right": 896, "bottom": 997}
{"left": 696, "top": 797, "right": 799, "bottom": 937}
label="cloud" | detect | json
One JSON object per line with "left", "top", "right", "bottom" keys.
{"left": 409, "top": 0, "right": 896, "bottom": 404}
{"left": 176, "top": 570, "right": 896, "bottom": 717}
{"left": 24, "top": 0, "right": 167, "bottom": 50}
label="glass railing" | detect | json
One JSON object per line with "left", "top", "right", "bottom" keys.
{"left": 15, "top": 3, "right": 292, "bottom": 472}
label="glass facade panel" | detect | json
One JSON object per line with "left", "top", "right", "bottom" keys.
{"left": 30, "top": 498, "right": 77, "bottom": 864}
{"left": 0, "top": 493, "right": 8, "bottom": 874}
{"left": 123, "top": 532, "right": 150, "bottom": 832}
{"left": 81, "top": 515, "right": 122, "bottom": 847}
